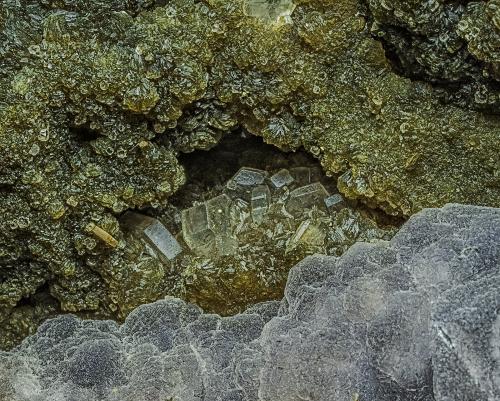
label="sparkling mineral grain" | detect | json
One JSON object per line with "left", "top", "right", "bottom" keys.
{"left": 1, "top": 0, "right": 499, "bottom": 349}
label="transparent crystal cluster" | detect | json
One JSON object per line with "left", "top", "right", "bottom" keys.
{"left": 243, "top": 0, "right": 296, "bottom": 24}
{"left": 124, "top": 165, "right": 396, "bottom": 315}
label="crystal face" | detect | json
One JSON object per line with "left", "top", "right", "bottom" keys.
{"left": 251, "top": 184, "right": 271, "bottom": 224}
{"left": 122, "top": 212, "right": 182, "bottom": 262}
{"left": 226, "top": 167, "right": 268, "bottom": 202}
{"left": 289, "top": 167, "right": 322, "bottom": 187}
{"left": 286, "top": 220, "right": 326, "bottom": 254}
{"left": 325, "top": 193, "right": 346, "bottom": 212}
{"left": 206, "top": 194, "right": 238, "bottom": 256}
{"left": 286, "top": 182, "right": 330, "bottom": 216}
{"left": 270, "top": 168, "right": 294, "bottom": 189}
{"left": 243, "top": 0, "right": 296, "bottom": 24}
{"left": 231, "top": 167, "right": 267, "bottom": 187}
{"left": 124, "top": 164, "right": 396, "bottom": 315}
{"left": 181, "top": 203, "right": 215, "bottom": 256}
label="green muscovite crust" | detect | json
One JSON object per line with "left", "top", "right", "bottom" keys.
{"left": 0, "top": 0, "right": 499, "bottom": 348}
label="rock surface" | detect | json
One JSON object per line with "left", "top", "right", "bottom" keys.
{"left": 0, "top": 204, "right": 498, "bottom": 401}
{"left": 367, "top": 0, "right": 500, "bottom": 112}
{"left": 156, "top": 164, "right": 394, "bottom": 316}
{"left": 2, "top": 0, "right": 500, "bottom": 349}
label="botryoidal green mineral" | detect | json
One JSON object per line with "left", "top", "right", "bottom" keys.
{"left": 0, "top": 0, "right": 499, "bottom": 348}
{"left": 366, "top": 0, "right": 500, "bottom": 112}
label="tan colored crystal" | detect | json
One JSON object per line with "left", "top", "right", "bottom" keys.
{"left": 85, "top": 223, "right": 118, "bottom": 248}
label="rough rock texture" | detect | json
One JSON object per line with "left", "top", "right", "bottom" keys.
{"left": 432, "top": 277, "right": 500, "bottom": 401}
{"left": 366, "top": 0, "right": 500, "bottom": 112}
{"left": 1, "top": 0, "right": 499, "bottom": 346}
{"left": 0, "top": 204, "right": 498, "bottom": 401}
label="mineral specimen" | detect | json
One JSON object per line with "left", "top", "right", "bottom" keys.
{"left": 432, "top": 276, "right": 500, "bottom": 401}
{"left": 270, "top": 168, "right": 294, "bottom": 189}
{"left": 121, "top": 211, "right": 182, "bottom": 262}
{"left": 132, "top": 165, "right": 395, "bottom": 315}
{"left": 1, "top": 0, "right": 500, "bottom": 349}
{"left": 365, "top": 0, "right": 500, "bottom": 112}
{"left": 0, "top": 135, "right": 395, "bottom": 350}
{"left": 0, "top": 204, "right": 497, "bottom": 401}
{"left": 243, "top": 0, "right": 296, "bottom": 24}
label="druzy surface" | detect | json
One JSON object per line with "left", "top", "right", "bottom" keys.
{"left": 124, "top": 164, "right": 395, "bottom": 315}
{"left": 1, "top": 204, "right": 497, "bottom": 401}
{"left": 1, "top": 0, "right": 499, "bottom": 348}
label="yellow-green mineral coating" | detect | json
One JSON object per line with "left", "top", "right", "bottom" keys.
{"left": 123, "top": 166, "right": 396, "bottom": 316}
{"left": 0, "top": 0, "right": 499, "bottom": 348}
{"left": 367, "top": 0, "right": 500, "bottom": 111}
